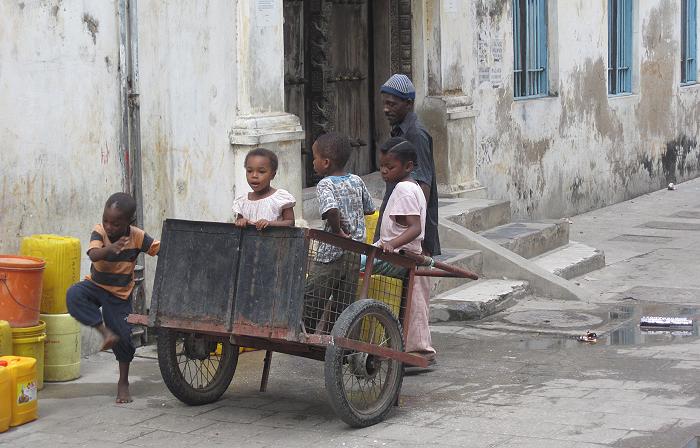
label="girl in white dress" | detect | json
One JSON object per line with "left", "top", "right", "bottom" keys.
{"left": 233, "top": 148, "right": 296, "bottom": 230}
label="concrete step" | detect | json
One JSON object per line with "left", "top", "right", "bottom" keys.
{"left": 531, "top": 241, "right": 605, "bottom": 280}
{"left": 438, "top": 185, "right": 488, "bottom": 199}
{"left": 430, "top": 248, "right": 483, "bottom": 296}
{"left": 440, "top": 198, "right": 511, "bottom": 233}
{"left": 303, "top": 190, "right": 382, "bottom": 221}
{"left": 430, "top": 279, "right": 530, "bottom": 323}
{"left": 478, "top": 220, "right": 570, "bottom": 259}
{"left": 303, "top": 172, "right": 385, "bottom": 220}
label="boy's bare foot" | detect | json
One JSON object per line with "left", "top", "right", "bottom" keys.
{"left": 116, "top": 381, "right": 132, "bottom": 403}
{"left": 101, "top": 332, "right": 120, "bottom": 351}
{"left": 96, "top": 324, "right": 119, "bottom": 351}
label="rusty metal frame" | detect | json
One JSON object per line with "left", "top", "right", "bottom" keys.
{"left": 334, "top": 336, "right": 428, "bottom": 367}
{"left": 130, "top": 228, "right": 475, "bottom": 372}
{"left": 306, "top": 228, "right": 416, "bottom": 268}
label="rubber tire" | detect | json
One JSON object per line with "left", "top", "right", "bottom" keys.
{"left": 324, "top": 299, "right": 404, "bottom": 427}
{"left": 157, "top": 329, "right": 239, "bottom": 405}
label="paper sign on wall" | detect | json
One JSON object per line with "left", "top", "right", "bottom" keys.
{"left": 256, "top": 0, "right": 276, "bottom": 27}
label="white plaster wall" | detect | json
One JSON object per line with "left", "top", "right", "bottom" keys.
{"left": 473, "top": 0, "right": 700, "bottom": 219}
{"left": 139, "top": 1, "right": 238, "bottom": 226}
{"left": 138, "top": 1, "right": 239, "bottom": 293}
{"left": 0, "top": 1, "right": 122, "bottom": 259}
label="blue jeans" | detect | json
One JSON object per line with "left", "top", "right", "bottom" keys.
{"left": 66, "top": 280, "right": 135, "bottom": 363}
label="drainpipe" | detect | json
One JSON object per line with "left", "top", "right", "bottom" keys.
{"left": 117, "top": 0, "right": 144, "bottom": 228}
{"left": 118, "top": 0, "right": 147, "bottom": 320}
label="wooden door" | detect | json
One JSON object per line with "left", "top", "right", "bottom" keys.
{"left": 284, "top": 0, "right": 374, "bottom": 186}
{"left": 323, "top": 0, "right": 372, "bottom": 176}
{"left": 283, "top": 0, "right": 310, "bottom": 183}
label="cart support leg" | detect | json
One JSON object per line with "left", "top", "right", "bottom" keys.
{"left": 260, "top": 350, "right": 273, "bottom": 392}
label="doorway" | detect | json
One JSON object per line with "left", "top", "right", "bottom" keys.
{"left": 283, "top": 0, "right": 413, "bottom": 187}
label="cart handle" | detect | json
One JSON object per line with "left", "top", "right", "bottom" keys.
{"left": 399, "top": 250, "right": 479, "bottom": 280}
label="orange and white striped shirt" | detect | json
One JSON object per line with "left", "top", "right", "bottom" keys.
{"left": 86, "top": 224, "right": 160, "bottom": 300}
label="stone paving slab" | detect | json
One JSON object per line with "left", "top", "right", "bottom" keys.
{"left": 7, "top": 180, "right": 700, "bottom": 447}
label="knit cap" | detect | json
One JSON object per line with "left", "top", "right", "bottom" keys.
{"left": 380, "top": 74, "right": 416, "bottom": 101}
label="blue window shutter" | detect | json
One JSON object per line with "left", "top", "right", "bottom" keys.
{"left": 513, "top": 0, "right": 548, "bottom": 97}
{"left": 623, "top": 0, "right": 633, "bottom": 92}
{"left": 608, "top": 0, "right": 613, "bottom": 92}
{"left": 608, "top": 0, "right": 633, "bottom": 94}
{"left": 690, "top": 0, "right": 697, "bottom": 82}
{"left": 682, "top": 0, "right": 698, "bottom": 83}
{"left": 513, "top": 0, "right": 522, "bottom": 95}
{"left": 538, "top": 0, "right": 549, "bottom": 94}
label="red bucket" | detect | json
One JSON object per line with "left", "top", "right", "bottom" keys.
{"left": 0, "top": 256, "right": 45, "bottom": 328}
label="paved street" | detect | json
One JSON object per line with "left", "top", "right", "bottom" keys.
{"left": 4, "top": 179, "right": 700, "bottom": 448}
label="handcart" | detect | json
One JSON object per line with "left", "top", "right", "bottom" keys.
{"left": 128, "top": 219, "right": 477, "bottom": 427}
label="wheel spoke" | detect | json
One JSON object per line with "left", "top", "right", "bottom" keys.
{"left": 332, "top": 306, "right": 404, "bottom": 421}
{"left": 173, "top": 335, "right": 227, "bottom": 390}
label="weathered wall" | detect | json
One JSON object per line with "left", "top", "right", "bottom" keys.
{"left": 1, "top": 1, "right": 297, "bottom": 286}
{"left": 473, "top": 0, "right": 700, "bottom": 219}
{"left": 138, "top": 1, "right": 238, "bottom": 229}
{"left": 0, "top": 1, "right": 123, "bottom": 256}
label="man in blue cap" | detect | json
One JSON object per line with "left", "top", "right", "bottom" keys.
{"left": 376, "top": 73, "right": 440, "bottom": 257}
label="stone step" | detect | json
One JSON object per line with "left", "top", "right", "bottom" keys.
{"left": 430, "top": 279, "right": 530, "bottom": 323}
{"left": 430, "top": 248, "right": 483, "bottom": 296}
{"left": 438, "top": 185, "right": 488, "bottom": 199}
{"left": 439, "top": 198, "right": 511, "bottom": 233}
{"left": 478, "top": 220, "right": 570, "bottom": 259}
{"left": 530, "top": 241, "right": 605, "bottom": 280}
{"left": 303, "top": 172, "right": 385, "bottom": 221}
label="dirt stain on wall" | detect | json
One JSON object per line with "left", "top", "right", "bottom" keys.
{"left": 638, "top": 0, "right": 676, "bottom": 138}
{"left": 82, "top": 13, "right": 99, "bottom": 44}
{"left": 662, "top": 136, "right": 699, "bottom": 184}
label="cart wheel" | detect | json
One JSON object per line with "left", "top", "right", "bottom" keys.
{"left": 324, "top": 299, "right": 404, "bottom": 427}
{"left": 157, "top": 329, "right": 238, "bottom": 405}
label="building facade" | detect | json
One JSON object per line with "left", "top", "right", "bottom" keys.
{"left": 1, "top": 0, "right": 698, "bottom": 262}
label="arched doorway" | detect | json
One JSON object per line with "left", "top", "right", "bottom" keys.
{"left": 283, "top": 0, "right": 413, "bottom": 186}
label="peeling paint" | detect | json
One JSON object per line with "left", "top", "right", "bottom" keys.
{"left": 662, "top": 136, "right": 699, "bottom": 184}
{"left": 475, "top": 0, "right": 507, "bottom": 21}
{"left": 472, "top": 0, "right": 700, "bottom": 220}
{"left": 82, "top": 13, "right": 98, "bottom": 44}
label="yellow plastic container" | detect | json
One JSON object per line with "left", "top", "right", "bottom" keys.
{"left": 0, "top": 320, "right": 11, "bottom": 356}
{"left": 214, "top": 344, "right": 257, "bottom": 356}
{"left": 0, "top": 356, "right": 38, "bottom": 427}
{"left": 358, "top": 274, "right": 403, "bottom": 316}
{"left": 364, "top": 211, "right": 380, "bottom": 244}
{"left": 20, "top": 234, "right": 81, "bottom": 314}
{"left": 358, "top": 274, "right": 403, "bottom": 342}
{"left": 12, "top": 321, "right": 46, "bottom": 390}
{"left": 41, "top": 314, "right": 81, "bottom": 382}
{"left": 0, "top": 362, "right": 11, "bottom": 432}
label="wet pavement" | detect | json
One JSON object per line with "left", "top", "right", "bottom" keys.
{"left": 5, "top": 179, "right": 700, "bottom": 447}
{"left": 6, "top": 323, "right": 700, "bottom": 448}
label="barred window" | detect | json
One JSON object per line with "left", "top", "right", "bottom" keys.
{"left": 608, "top": 0, "right": 633, "bottom": 94}
{"left": 513, "top": 0, "right": 549, "bottom": 98}
{"left": 682, "top": 0, "right": 698, "bottom": 84}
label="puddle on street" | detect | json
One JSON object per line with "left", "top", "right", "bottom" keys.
{"left": 604, "top": 302, "right": 700, "bottom": 346}
{"left": 518, "top": 337, "right": 582, "bottom": 350}
{"left": 683, "top": 436, "right": 699, "bottom": 448}
{"left": 518, "top": 303, "right": 700, "bottom": 350}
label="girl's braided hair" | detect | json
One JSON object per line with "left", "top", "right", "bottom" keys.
{"left": 379, "top": 137, "right": 418, "bottom": 165}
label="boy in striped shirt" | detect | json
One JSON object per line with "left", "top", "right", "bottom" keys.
{"left": 67, "top": 192, "right": 160, "bottom": 403}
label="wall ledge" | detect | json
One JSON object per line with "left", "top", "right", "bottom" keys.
{"left": 229, "top": 112, "right": 305, "bottom": 146}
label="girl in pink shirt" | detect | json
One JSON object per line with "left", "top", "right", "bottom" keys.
{"left": 376, "top": 137, "right": 435, "bottom": 364}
